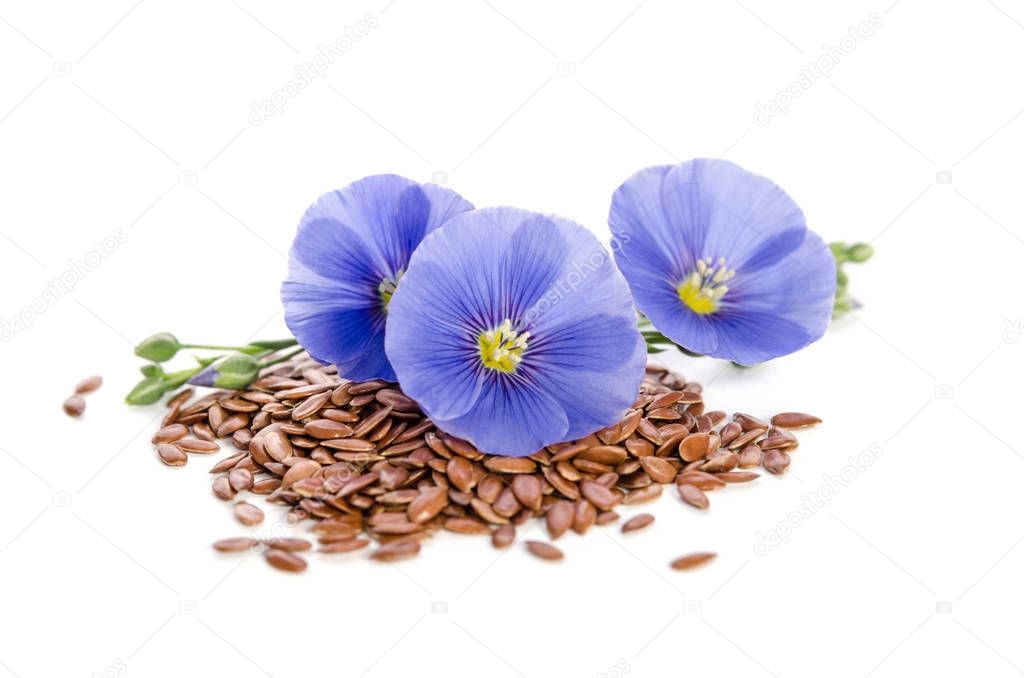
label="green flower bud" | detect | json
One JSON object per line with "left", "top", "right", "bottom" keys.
{"left": 189, "top": 353, "right": 261, "bottom": 390}
{"left": 836, "top": 268, "right": 849, "bottom": 288}
{"left": 134, "top": 332, "right": 181, "bottom": 362}
{"left": 125, "top": 375, "right": 168, "bottom": 405}
{"left": 829, "top": 241, "right": 849, "bottom": 263}
{"left": 140, "top": 364, "right": 164, "bottom": 377}
{"left": 215, "top": 353, "right": 261, "bottom": 389}
{"left": 846, "top": 242, "right": 874, "bottom": 263}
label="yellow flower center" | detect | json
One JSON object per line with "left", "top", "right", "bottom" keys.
{"left": 378, "top": 271, "right": 403, "bottom": 310}
{"left": 478, "top": 319, "right": 529, "bottom": 373}
{"left": 677, "top": 257, "right": 734, "bottom": 315}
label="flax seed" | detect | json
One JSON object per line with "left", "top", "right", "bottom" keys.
{"left": 213, "top": 537, "right": 259, "bottom": 553}
{"left": 265, "top": 548, "right": 307, "bottom": 573}
{"left": 670, "top": 551, "right": 717, "bottom": 570}
{"left": 147, "top": 355, "right": 814, "bottom": 573}
{"left": 492, "top": 524, "right": 516, "bottom": 548}
{"left": 525, "top": 541, "right": 563, "bottom": 561}
{"left": 63, "top": 395, "right": 86, "bottom": 417}
{"left": 234, "top": 501, "right": 264, "bottom": 525}
{"left": 622, "top": 513, "right": 655, "bottom": 533}
{"left": 75, "top": 375, "right": 103, "bottom": 394}
{"left": 770, "top": 412, "right": 822, "bottom": 429}
{"left": 678, "top": 484, "right": 709, "bottom": 509}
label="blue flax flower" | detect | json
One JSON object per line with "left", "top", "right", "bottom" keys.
{"left": 281, "top": 174, "right": 473, "bottom": 381}
{"left": 385, "top": 207, "right": 646, "bottom": 457}
{"left": 610, "top": 159, "right": 836, "bottom": 365}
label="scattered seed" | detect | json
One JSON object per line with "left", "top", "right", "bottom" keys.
{"left": 305, "top": 419, "right": 354, "bottom": 440}
{"left": 444, "top": 517, "right": 491, "bottom": 535}
{"left": 167, "top": 388, "right": 194, "bottom": 410}
{"left": 621, "top": 513, "right": 655, "bottom": 533}
{"left": 320, "top": 438, "right": 375, "bottom": 452}
{"left": 375, "top": 388, "right": 419, "bottom": 412}
{"left": 234, "top": 501, "right": 264, "bottom": 525}
{"left": 175, "top": 438, "right": 220, "bottom": 454}
{"left": 678, "top": 484, "right": 709, "bottom": 509}
{"left": 763, "top": 449, "right": 791, "bottom": 474}
{"left": 406, "top": 487, "right": 448, "bottom": 523}
{"left": 63, "top": 395, "right": 86, "bottom": 417}
{"left": 760, "top": 431, "right": 796, "bottom": 450}
{"left": 734, "top": 413, "right": 768, "bottom": 431}
{"left": 771, "top": 412, "right": 822, "bottom": 429}
{"left": 525, "top": 540, "right": 563, "bottom": 561}
{"left": 678, "top": 433, "right": 712, "bottom": 462}
{"left": 265, "top": 548, "right": 307, "bottom": 572}
{"left": 213, "top": 537, "right": 259, "bottom": 553}
{"left": 639, "top": 456, "right": 676, "bottom": 483}
{"left": 677, "top": 471, "right": 726, "bottom": 491}
{"left": 700, "top": 453, "right": 739, "bottom": 473}
{"left": 75, "top": 375, "right": 103, "bottom": 394}
{"left": 492, "top": 524, "right": 516, "bottom": 548}
{"left": 738, "top": 444, "right": 762, "bottom": 468}
{"left": 152, "top": 423, "right": 188, "bottom": 444}
{"left": 623, "top": 484, "right": 663, "bottom": 505}
{"left": 290, "top": 391, "right": 332, "bottom": 420}
{"left": 573, "top": 500, "right": 597, "bottom": 534}
{"left": 578, "top": 445, "right": 628, "bottom": 465}
{"left": 446, "top": 456, "right": 475, "bottom": 493}
{"left": 484, "top": 457, "right": 536, "bottom": 474}
{"left": 371, "top": 538, "right": 420, "bottom": 561}
{"left": 718, "top": 421, "right": 742, "bottom": 446}
{"left": 193, "top": 421, "right": 216, "bottom": 442}
{"left": 264, "top": 537, "right": 312, "bottom": 552}
{"left": 156, "top": 443, "right": 187, "bottom": 467}
{"left": 216, "top": 414, "right": 249, "bottom": 438}
{"left": 149, "top": 354, "right": 813, "bottom": 573}
{"left": 670, "top": 551, "right": 717, "bottom": 570}
{"left": 212, "top": 476, "right": 235, "bottom": 501}
{"left": 321, "top": 538, "right": 370, "bottom": 554}
{"left": 580, "top": 479, "right": 618, "bottom": 511}
{"left": 717, "top": 471, "right": 759, "bottom": 483}
{"left": 728, "top": 428, "right": 765, "bottom": 451}
{"left": 511, "top": 474, "right": 543, "bottom": 511}
{"left": 276, "top": 383, "right": 330, "bottom": 400}
{"left": 546, "top": 502, "right": 574, "bottom": 539}
{"left": 471, "top": 497, "right": 510, "bottom": 525}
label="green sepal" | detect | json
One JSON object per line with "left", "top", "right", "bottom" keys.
{"left": 125, "top": 375, "right": 168, "bottom": 405}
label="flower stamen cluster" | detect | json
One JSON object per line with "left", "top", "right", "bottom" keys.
{"left": 477, "top": 319, "right": 529, "bottom": 373}
{"left": 378, "top": 270, "right": 403, "bottom": 310}
{"left": 677, "top": 256, "right": 735, "bottom": 315}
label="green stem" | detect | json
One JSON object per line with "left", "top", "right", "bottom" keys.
{"left": 181, "top": 338, "right": 298, "bottom": 354}
{"left": 248, "top": 338, "right": 299, "bottom": 351}
{"left": 181, "top": 343, "right": 250, "bottom": 352}
{"left": 259, "top": 346, "right": 305, "bottom": 368}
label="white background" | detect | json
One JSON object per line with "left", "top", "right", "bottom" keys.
{"left": 1, "top": 1, "right": 1022, "bottom": 676}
